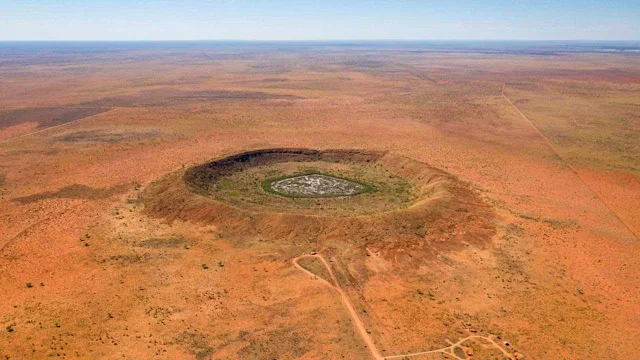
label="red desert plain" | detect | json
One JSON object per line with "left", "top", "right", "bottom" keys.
{"left": 0, "top": 41, "right": 639, "bottom": 359}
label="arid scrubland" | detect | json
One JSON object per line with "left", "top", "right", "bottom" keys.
{"left": 0, "top": 43, "right": 639, "bottom": 359}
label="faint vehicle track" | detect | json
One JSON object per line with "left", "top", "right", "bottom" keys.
{"left": 293, "top": 254, "right": 515, "bottom": 360}
{"left": 293, "top": 254, "right": 383, "bottom": 359}
{"left": 384, "top": 335, "right": 515, "bottom": 359}
{"left": 502, "top": 83, "right": 639, "bottom": 242}
{"left": 0, "top": 108, "right": 120, "bottom": 144}
{"left": 0, "top": 203, "right": 83, "bottom": 252}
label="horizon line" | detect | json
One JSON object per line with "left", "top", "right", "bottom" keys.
{"left": 1, "top": 39, "right": 639, "bottom": 43}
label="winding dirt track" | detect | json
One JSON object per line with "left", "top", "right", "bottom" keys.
{"left": 293, "top": 254, "right": 515, "bottom": 360}
{"left": 293, "top": 254, "right": 383, "bottom": 359}
{"left": 384, "top": 335, "right": 514, "bottom": 359}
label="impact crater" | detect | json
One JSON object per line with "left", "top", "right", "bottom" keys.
{"left": 142, "top": 148, "right": 496, "bottom": 265}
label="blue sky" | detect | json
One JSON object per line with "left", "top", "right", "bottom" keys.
{"left": 0, "top": 0, "right": 638, "bottom": 41}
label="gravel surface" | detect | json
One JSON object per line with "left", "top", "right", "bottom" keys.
{"left": 270, "top": 174, "right": 364, "bottom": 197}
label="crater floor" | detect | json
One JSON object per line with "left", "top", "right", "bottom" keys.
{"left": 267, "top": 174, "right": 368, "bottom": 197}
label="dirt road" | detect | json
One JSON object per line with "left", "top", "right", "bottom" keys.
{"left": 293, "top": 254, "right": 384, "bottom": 359}
{"left": 293, "top": 253, "right": 516, "bottom": 359}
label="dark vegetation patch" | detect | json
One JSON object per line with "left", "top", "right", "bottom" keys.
{"left": 454, "top": 346, "right": 466, "bottom": 358}
{"left": 0, "top": 173, "right": 5, "bottom": 188}
{"left": 137, "top": 236, "right": 186, "bottom": 248}
{"left": 236, "top": 328, "right": 310, "bottom": 359}
{"left": 0, "top": 107, "right": 111, "bottom": 130}
{"left": 108, "top": 253, "right": 152, "bottom": 265}
{"left": 0, "top": 90, "right": 298, "bottom": 132}
{"left": 5, "top": 149, "right": 59, "bottom": 156}
{"left": 80, "top": 89, "right": 302, "bottom": 108}
{"left": 518, "top": 213, "right": 579, "bottom": 229}
{"left": 421, "top": 101, "right": 501, "bottom": 126}
{"left": 55, "top": 129, "right": 160, "bottom": 143}
{"left": 261, "top": 78, "right": 288, "bottom": 82}
{"left": 335, "top": 59, "right": 388, "bottom": 69}
{"left": 13, "top": 184, "right": 130, "bottom": 204}
{"left": 297, "top": 257, "right": 333, "bottom": 284}
{"left": 508, "top": 68, "right": 640, "bottom": 83}
{"left": 176, "top": 332, "right": 215, "bottom": 360}
{"left": 248, "top": 64, "right": 293, "bottom": 74}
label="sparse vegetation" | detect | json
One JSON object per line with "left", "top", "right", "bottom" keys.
{"left": 2, "top": 41, "right": 638, "bottom": 360}
{"left": 137, "top": 236, "right": 186, "bottom": 248}
{"left": 297, "top": 257, "right": 332, "bottom": 284}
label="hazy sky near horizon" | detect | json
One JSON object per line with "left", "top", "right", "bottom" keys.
{"left": 0, "top": 0, "right": 639, "bottom": 41}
